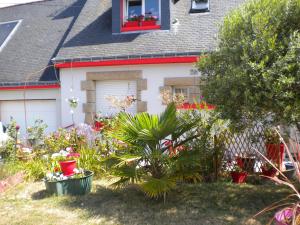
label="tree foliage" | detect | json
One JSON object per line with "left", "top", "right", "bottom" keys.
{"left": 198, "top": 0, "right": 300, "bottom": 129}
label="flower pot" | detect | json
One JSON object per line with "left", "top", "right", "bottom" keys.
{"left": 141, "top": 20, "right": 156, "bottom": 26}
{"left": 231, "top": 171, "right": 247, "bottom": 183}
{"left": 266, "top": 143, "right": 284, "bottom": 168}
{"left": 124, "top": 21, "right": 139, "bottom": 27}
{"left": 261, "top": 167, "right": 277, "bottom": 177}
{"left": 59, "top": 160, "right": 76, "bottom": 176}
{"left": 45, "top": 170, "right": 93, "bottom": 196}
{"left": 236, "top": 156, "right": 256, "bottom": 173}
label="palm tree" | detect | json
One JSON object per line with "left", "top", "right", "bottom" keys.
{"left": 103, "top": 103, "right": 201, "bottom": 199}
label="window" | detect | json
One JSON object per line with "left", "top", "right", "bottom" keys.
{"left": 173, "top": 86, "right": 201, "bottom": 103}
{"left": 191, "top": 0, "right": 209, "bottom": 13}
{"left": 0, "top": 20, "right": 21, "bottom": 52}
{"left": 122, "top": 0, "right": 161, "bottom": 31}
{"left": 128, "top": 0, "right": 142, "bottom": 18}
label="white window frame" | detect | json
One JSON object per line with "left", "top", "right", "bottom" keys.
{"left": 173, "top": 86, "right": 201, "bottom": 103}
{"left": 0, "top": 19, "right": 22, "bottom": 52}
{"left": 124, "top": 0, "right": 161, "bottom": 24}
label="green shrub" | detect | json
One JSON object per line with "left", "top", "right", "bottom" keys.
{"left": 22, "top": 159, "right": 48, "bottom": 181}
{"left": 77, "top": 148, "right": 103, "bottom": 177}
{"left": 0, "top": 161, "right": 23, "bottom": 180}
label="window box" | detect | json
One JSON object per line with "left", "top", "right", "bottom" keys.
{"left": 124, "top": 21, "right": 139, "bottom": 27}
{"left": 141, "top": 20, "right": 157, "bottom": 26}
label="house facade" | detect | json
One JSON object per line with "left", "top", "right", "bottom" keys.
{"left": 0, "top": 0, "right": 245, "bottom": 135}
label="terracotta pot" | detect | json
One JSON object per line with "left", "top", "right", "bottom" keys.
{"left": 141, "top": 20, "right": 156, "bottom": 26}
{"left": 231, "top": 171, "right": 247, "bottom": 183}
{"left": 261, "top": 167, "right": 277, "bottom": 177}
{"left": 124, "top": 21, "right": 139, "bottom": 27}
{"left": 59, "top": 160, "right": 76, "bottom": 176}
{"left": 236, "top": 156, "right": 256, "bottom": 173}
{"left": 266, "top": 143, "right": 284, "bottom": 168}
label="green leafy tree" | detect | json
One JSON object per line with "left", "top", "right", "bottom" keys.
{"left": 198, "top": 0, "right": 300, "bottom": 130}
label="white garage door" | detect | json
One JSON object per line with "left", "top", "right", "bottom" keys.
{"left": 0, "top": 100, "right": 57, "bottom": 137}
{"left": 96, "top": 80, "right": 137, "bottom": 116}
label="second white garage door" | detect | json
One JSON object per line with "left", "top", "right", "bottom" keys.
{"left": 0, "top": 100, "right": 57, "bottom": 137}
{"left": 96, "top": 80, "right": 137, "bottom": 116}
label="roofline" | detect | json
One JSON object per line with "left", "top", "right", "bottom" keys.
{"left": 55, "top": 56, "right": 199, "bottom": 68}
{"left": 0, "top": 84, "right": 60, "bottom": 90}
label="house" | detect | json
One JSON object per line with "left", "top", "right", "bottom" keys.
{"left": 0, "top": 0, "right": 245, "bottom": 135}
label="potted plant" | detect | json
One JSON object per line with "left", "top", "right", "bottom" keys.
{"left": 44, "top": 169, "right": 94, "bottom": 196}
{"left": 264, "top": 128, "right": 284, "bottom": 169}
{"left": 236, "top": 153, "right": 256, "bottom": 173}
{"left": 261, "top": 163, "right": 277, "bottom": 177}
{"left": 141, "top": 16, "right": 158, "bottom": 26}
{"left": 52, "top": 151, "right": 80, "bottom": 176}
{"left": 124, "top": 15, "right": 139, "bottom": 27}
{"left": 231, "top": 164, "right": 248, "bottom": 183}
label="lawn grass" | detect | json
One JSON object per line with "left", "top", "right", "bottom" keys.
{"left": 0, "top": 178, "right": 292, "bottom": 225}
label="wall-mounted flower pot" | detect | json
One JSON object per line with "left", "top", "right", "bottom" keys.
{"left": 124, "top": 21, "right": 139, "bottom": 27}
{"left": 266, "top": 143, "right": 284, "bottom": 169}
{"left": 45, "top": 170, "right": 93, "bottom": 196}
{"left": 231, "top": 171, "right": 247, "bottom": 183}
{"left": 59, "top": 160, "right": 76, "bottom": 176}
{"left": 141, "top": 20, "right": 157, "bottom": 26}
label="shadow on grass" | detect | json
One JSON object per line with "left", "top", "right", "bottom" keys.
{"left": 31, "top": 189, "right": 50, "bottom": 200}
{"left": 52, "top": 182, "right": 291, "bottom": 225}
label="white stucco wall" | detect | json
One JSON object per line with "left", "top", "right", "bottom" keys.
{"left": 59, "top": 63, "right": 199, "bottom": 126}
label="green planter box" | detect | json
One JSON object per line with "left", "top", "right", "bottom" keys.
{"left": 45, "top": 170, "right": 93, "bottom": 196}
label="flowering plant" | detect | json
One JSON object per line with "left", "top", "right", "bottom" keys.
{"left": 127, "top": 15, "right": 139, "bottom": 21}
{"left": 144, "top": 16, "right": 158, "bottom": 21}
{"left": 45, "top": 168, "right": 85, "bottom": 181}
{"left": 105, "top": 95, "right": 137, "bottom": 112}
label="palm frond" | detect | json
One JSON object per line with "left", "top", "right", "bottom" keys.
{"left": 139, "top": 176, "right": 176, "bottom": 198}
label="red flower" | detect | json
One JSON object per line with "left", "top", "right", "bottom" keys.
{"left": 16, "top": 125, "right": 20, "bottom": 130}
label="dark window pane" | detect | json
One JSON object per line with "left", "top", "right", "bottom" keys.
{"left": 191, "top": 0, "right": 209, "bottom": 12}
{"left": 145, "top": 0, "right": 159, "bottom": 19}
{"left": 0, "top": 21, "right": 18, "bottom": 47}
{"left": 128, "top": 0, "right": 142, "bottom": 18}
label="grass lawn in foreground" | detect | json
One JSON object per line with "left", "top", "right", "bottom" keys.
{"left": 0, "top": 179, "right": 291, "bottom": 225}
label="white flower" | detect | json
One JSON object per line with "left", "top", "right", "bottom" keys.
{"left": 51, "top": 153, "right": 61, "bottom": 159}
{"left": 73, "top": 168, "right": 80, "bottom": 174}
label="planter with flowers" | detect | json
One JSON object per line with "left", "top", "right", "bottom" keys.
{"left": 261, "top": 163, "right": 278, "bottom": 177}
{"left": 141, "top": 16, "right": 158, "bottom": 27}
{"left": 124, "top": 15, "right": 139, "bottom": 27}
{"left": 44, "top": 149, "right": 93, "bottom": 195}
{"left": 231, "top": 164, "right": 248, "bottom": 184}
{"left": 264, "top": 128, "right": 284, "bottom": 170}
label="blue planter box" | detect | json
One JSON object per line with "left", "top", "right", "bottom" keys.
{"left": 44, "top": 170, "right": 93, "bottom": 196}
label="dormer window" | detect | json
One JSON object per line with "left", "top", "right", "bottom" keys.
{"left": 191, "top": 0, "right": 209, "bottom": 13}
{"left": 0, "top": 20, "right": 21, "bottom": 52}
{"left": 121, "top": 0, "right": 161, "bottom": 32}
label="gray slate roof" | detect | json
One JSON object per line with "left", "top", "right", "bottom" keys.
{"left": 55, "top": 0, "right": 246, "bottom": 63}
{"left": 0, "top": 0, "right": 86, "bottom": 84}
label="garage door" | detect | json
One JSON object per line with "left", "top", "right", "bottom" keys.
{"left": 0, "top": 100, "right": 57, "bottom": 137}
{"left": 96, "top": 80, "right": 137, "bottom": 116}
